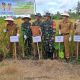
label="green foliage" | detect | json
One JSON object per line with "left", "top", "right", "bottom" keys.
{"left": 59, "top": 51, "right": 64, "bottom": 59}
{"left": 19, "top": 31, "right": 24, "bottom": 48}
{"left": 0, "top": 49, "right": 4, "bottom": 54}
{"left": 70, "top": 32, "right": 75, "bottom": 55}
{"left": 19, "top": 30, "right": 25, "bottom": 57}
{"left": 0, "top": 20, "right": 9, "bottom": 57}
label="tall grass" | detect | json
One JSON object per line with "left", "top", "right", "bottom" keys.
{"left": 0, "top": 18, "right": 9, "bottom": 56}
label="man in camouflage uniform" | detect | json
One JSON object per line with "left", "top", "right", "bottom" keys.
{"left": 5, "top": 17, "right": 19, "bottom": 58}
{"left": 32, "top": 13, "right": 42, "bottom": 59}
{"left": 21, "top": 15, "right": 32, "bottom": 56}
{"left": 32, "top": 13, "right": 42, "bottom": 26}
{"left": 59, "top": 12, "right": 73, "bottom": 62}
{"left": 42, "top": 13, "right": 55, "bottom": 59}
{"left": 74, "top": 17, "right": 80, "bottom": 59}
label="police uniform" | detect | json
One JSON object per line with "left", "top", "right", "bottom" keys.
{"left": 21, "top": 16, "right": 32, "bottom": 56}
{"left": 42, "top": 13, "right": 55, "bottom": 59}
{"left": 59, "top": 12, "right": 73, "bottom": 60}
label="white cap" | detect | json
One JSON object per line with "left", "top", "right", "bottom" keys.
{"left": 61, "top": 12, "right": 70, "bottom": 17}
{"left": 5, "top": 17, "right": 14, "bottom": 21}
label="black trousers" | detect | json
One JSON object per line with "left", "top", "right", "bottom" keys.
{"left": 44, "top": 41, "right": 54, "bottom": 59}
{"left": 45, "top": 51, "right": 53, "bottom": 59}
{"left": 24, "top": 38, "right": 32, "bottom": 56}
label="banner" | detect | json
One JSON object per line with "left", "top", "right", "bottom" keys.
{"left": 0, "top": 0, "right": 35, "bottom": 16}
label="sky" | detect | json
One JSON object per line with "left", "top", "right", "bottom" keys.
{"left": 35, "top": 0, "right": 80, "bottom": 14}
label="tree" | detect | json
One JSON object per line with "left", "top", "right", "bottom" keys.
{"left": 76, "top": 1, "right": 80, "bottom": 15}
{"left": 68, "top": 9, "right": 72, "bottom": 14}
{"left": 53, "top": 11, "right": 61, "bottom": 19}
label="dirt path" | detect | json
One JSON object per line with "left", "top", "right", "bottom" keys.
{"left": 0, "top": 59, "right": 80, "bottom": 80}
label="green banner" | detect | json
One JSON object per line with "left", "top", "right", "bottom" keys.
{"left": 0, "top": 0, "right": 35, "bottom": 15}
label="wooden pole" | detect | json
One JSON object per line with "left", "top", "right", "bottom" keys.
{"left": 76, "top": 42, "right": 79, "bottom": 60}
{"left": 22, "top": 39, "right": 25, "bottom": 58}
{"left": 22, "top": 48, "right": 25, "bottom": 58}
{"left": 37, "top": 42, "right": 40, "bottom": 59}
{"left": 13, "top": 42, "right": 17, "bottom": 59}
{"left": 41, "top": 44, "right": 42, "bottom": 59}
{"left": 59, "top": 42, "right": 60, "bottom": 58}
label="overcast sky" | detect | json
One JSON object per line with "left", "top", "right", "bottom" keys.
{"left": 35, "top": 0, "right": 79, "bottom": 14}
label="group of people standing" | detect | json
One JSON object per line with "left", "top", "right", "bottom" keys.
{"left": 22, "top": 12, "right": 56, "bottom": 60}
{"left": 4, "top": 12, "right": 80, "bottom": 62}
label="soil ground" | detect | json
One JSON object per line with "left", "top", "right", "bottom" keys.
{"left": 0, "top": 59, "right": 80, "bottom": 80}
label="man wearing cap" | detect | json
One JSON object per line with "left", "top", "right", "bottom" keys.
{"left": 21, "top": 15, "right": 32, "bottom": 56}
{"left": 32, "top": 13, "right": 42, "bottom": 26}
{"left": 5, "top": 17, "right": 19, "bottom": 58}
{"left": 59, "top": 12, "right": 73, "bottom": 62}
{"left": 31, "top": 13, "right": 42, "bottom": 59}
{"left": 42, "top": 12, "right": 55, "bottom": 59}
{"left": 74, "top": 17, "right": 80, "bottom": 59}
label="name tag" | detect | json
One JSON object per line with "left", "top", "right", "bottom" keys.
{"left": 33, "top": 36, "right": 41, "bottom": 43}
{"left": 55, "top": 36, "right": 64, "bottom": 42}
{"left": 10, "top": 36, "right": 19, "bottom": 42}
{"left": 74, "top": 35, "right": 80, "bottom": 42}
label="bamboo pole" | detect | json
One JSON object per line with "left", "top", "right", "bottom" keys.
{"left": 13, "top": 42, "right": 17, "bottom": 59}
{"left": 37, "top": 42, "right": 40, "bottom": 59}
{"left": 76, "top": 42, "right": 79, "bottom": 60}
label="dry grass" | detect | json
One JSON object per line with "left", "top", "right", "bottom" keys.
{"left": 0, "top": 59, "right": 80, "bottom": 80}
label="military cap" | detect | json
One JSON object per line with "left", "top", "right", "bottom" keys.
{"left": 22, "top": 15, "right": 31, "bottom": 20}
{"left": 35, "top": 13, "right": 42, "bottom": 17}
{"left": 44, "top": 12, "right": 51, "bottom": 17}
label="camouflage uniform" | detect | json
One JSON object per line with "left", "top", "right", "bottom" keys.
{"left": 21, "top": 22, "right": 32, "bottom": 56}
{"left": 32, "top": 18, "right": 43, "bottom": 59}
{"left": 32, "top": 20, "right": 42, "bottom": 27}
{"left": 42, "top": 19, "right": 55, "bottom": 59}
{"left": 32, "top": 13, "right": 42, "bottom": 26}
